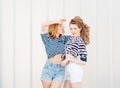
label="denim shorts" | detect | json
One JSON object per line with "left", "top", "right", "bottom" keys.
{"left": 41, "top": 61, "right": 65, "bottom": 82}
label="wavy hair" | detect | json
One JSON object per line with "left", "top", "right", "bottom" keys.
{"left": 69, "top": 16, "right": 90, "bottom": 45}
{"left": 48, "top": 24, "right": 61, "bottom": 39}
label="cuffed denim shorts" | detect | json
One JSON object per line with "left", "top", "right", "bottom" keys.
{"left": 41, "top": 61, "right": 65, "bottom": 82}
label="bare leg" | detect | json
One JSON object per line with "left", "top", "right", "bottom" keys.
{"left": 41, "top": 80, "right": 52, "bottom": 88}
{"left": 63, "top": 80, "right": 72, "bottom": 88}
{"left": 50, "top": 80, "right": 62, "bottom": 88}
{"left": 71, "top": 82, "right": 82, "bottom": 88}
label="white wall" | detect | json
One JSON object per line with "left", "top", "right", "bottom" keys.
{"left": 0, "top": 22, "right": 1, "bottom": 88}
{"left": 113, "top": 0, "right": 120, "bottom": 87}
{"left": 0, "top": 0, "right": 120, "bottom": 88}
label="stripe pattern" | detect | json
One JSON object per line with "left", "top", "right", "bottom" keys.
{"left": 61, "top": 36, "right": 87, "bottom": 62}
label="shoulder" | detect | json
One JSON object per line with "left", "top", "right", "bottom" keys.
{"left": 75, "top": 36, "right": 85, "bottom": 45}
{"left": 40, "top": 32, "right": 48, "bottom": 36}
{"left": 61, "top": 35, "right": 71, "bottom": 41}
{"left": 40, "top": 32, "right": 50, "bottom": 38}
{"left": 77, "top": 37, "right": 84, "bottom": 42}
{"left": 63, "top": 35, "right": 71, "bottom": 38}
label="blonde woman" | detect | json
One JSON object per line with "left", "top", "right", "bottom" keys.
{"left": 40, "top": 19, "right": 70, "bottom": 88}
{"left": 61, "top": 16, "right": 90, "bottom": 88}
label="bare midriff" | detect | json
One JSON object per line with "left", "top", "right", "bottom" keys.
{"left": 48, "top": 54, "right": 63, "bottom": 64}
{"left": 48, "top": 54, "right": 77, "bottom": 64}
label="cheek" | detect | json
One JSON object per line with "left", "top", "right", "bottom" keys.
{"left": 75, "top": 29, "right": 80, "bottom": 33}
{"left": 58, "top": 29, "right": 64, "bottom": 33}
{"left": 77, "top": 30, "right": 81, "bottom": 33}
{"left": 70, "top": 30, "right": 73, "bottom": 33}
{"left": 61, "top": 29, "right": 64, "bottom": 33}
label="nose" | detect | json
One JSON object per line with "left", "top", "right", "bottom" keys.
{"left": 71, "top": 30, "right": 75, "bottom": 34}
{"left": 71, "top": 30, "right": 75, "bottom": 33}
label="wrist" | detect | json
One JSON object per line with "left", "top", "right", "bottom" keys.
{"left": 68, "top": 58, "right": 74, "bottom": 62}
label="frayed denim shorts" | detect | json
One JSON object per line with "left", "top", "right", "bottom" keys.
{"left": 41, "top": 61, "right": 65, "bottom": 82}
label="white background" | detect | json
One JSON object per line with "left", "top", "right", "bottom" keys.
{"left": 0, "top": 0, "right": 120, "bottom": 88}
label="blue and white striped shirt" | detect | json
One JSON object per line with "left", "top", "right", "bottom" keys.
{"left": 61, "top": 36, "right": 87, "bottom": 62}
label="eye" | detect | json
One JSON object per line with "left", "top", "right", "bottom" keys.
{"left": 74, "top": 28, "right": 77, "bottom": 30}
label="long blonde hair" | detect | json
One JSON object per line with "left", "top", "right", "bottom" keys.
{"left": 70, "top": 16, "right": 90, "bottom": 45}
{"left": 48, "top": 24, "right": 61, "bottom": 39}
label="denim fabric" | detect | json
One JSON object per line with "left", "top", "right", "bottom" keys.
{"left": 41, "top": 33, "right": 70, "bottom": 59}
{"left": 41, "top": 61, "right": 65, "bottom": 82}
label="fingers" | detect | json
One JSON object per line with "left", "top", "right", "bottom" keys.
{"left": 61, "top": 62, "right": 66, "bottom": 67}
{"left": 58, "top": 19, "right": 66, "bottom": 24}
{"left": 60, "top": 19, "right": 66, "bottom": 22}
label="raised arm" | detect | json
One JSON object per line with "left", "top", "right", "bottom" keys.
{"left": 41, "top": 19, "right": 66, "bottom": 32}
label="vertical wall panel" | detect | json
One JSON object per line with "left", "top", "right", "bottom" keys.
{"left": 113, "top": 0, "right": 120, "bottom": 88}
{"left": 1, "top": 0, "right": 14, "bottom": 88}
{"left": 108, "top": 0, "right": 113, "bottom": 88}
{"left": 80, "top": 0, "right": 97, "bottom": 88}
{"left": 0, "top": 0, "right": 2, "bottom": 88}
{"left": 96, "top": 0, "right": 113, "bottom": 88}
{"left": 64, "top": 0, "right": 81, "bottom": 18}
{"left": 14, "top": 0, "right": 31, "bottom": 88}
{"left": 32, "top": 0, "right": 47, "bottom": 88}
{"left": 64, "top": 0, "right": 82, "bottom": 35}
{"left": 48, "top": 0, "right": 64, "bottom": 20}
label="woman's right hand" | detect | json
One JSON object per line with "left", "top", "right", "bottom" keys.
{"left": 41, "top": 19, "right": 66, "bottom": 32}
{"left": 58, "top": 19, "right": 66, "bottom": 24}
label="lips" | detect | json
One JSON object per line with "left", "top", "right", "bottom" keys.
{"left": 72, "top": 33, "right": 76, "bottom": 35}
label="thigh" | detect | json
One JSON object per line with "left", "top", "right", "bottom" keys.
{"left": 67, "top": 63, "right": 83, "bottom": 82}
{"left": 41, "top": 80, "right": 52, "bottom": 88}
{"left": 71, "top": 82, "right": 82, "bottom": 88}
{"left": 50, "top": 80, "right": 62, "bottom": 88}
{"left": 41, "top": 61, "right": 54, "bottom": 81}
{"left": 63, "top": 80, "right": 72, "bottom": 88}
{"left": 53, "top": 67, "right": 65, "bottom": 82}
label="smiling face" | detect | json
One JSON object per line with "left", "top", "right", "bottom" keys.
{"left": 69, "top": 24, "right": 81, "bottom": 37}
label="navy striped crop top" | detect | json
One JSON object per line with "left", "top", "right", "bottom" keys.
{"left": 61, "top": 36, "right": 87, "bottom": 62}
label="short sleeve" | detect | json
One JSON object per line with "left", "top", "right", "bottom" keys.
{"left": 61, "top": 49, "right": 66, "bottom": 60}
{"left": 40, "top": 33, "right": 49, "bottom": 45}
{"left": 64, "top": 35, "right": 71, "bottom": 44}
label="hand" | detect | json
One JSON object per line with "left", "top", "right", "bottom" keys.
{"left": 58, "top": 19, "right": 66, "bottom": 24}
{"left": 61, "top": 59, "right": 68, "bottom": 67}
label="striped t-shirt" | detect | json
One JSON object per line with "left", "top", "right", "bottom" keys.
{"left": 61, "top": 36, "right": 87, "bottom": 62}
